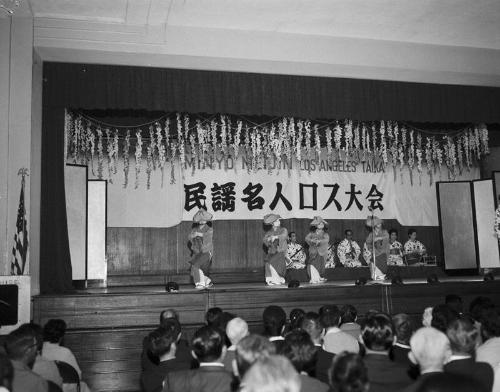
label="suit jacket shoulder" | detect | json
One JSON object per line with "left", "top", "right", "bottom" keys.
{"left": 163, "top": 366, "right": 233, "bottom": 392}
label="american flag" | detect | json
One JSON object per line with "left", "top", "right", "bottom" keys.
{"left": 11, "top": 174, "right": 28, "bottom": 275}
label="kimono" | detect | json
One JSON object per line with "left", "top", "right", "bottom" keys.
{"left": 403, "top": 240, "right": 426, "bottom": 255}
{"left": 188, "top": 224, "right": 213, "bottom": 274}
{"left": 286, "top": 242, "right": 306, "bottom": 269}
{"left": 325, "top": 244, "right": 336, "bottom": 268}
{"left": 337, "top": 239, "right": 362, "bottom": 267}
{"left": 388, "top": 241, "right": 404, "bottom": 266}
{"left": 495, "top": 207, "right": 500, "bottom": 241}
{"left": 263, "top": 227, "right": 288, "bottom": 280}
{"left": 305, "top": 231, "right": 329, "bottom": 278}
{"left": 364, "top": 230, "right": 390, "bottom": 278}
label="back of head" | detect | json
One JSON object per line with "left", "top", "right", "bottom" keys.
{"left": 160, "top": 308, "right": 179, "bottom": 323}
{"left": 480, "top": 307, "right": 500, "bottom": 340}
{"left": 289, "top": 309, "right": 305, "bottom": 330}
{"left": 206, "top": 307, "right": 224, "bottom": 328}
{"left": 340, "top": 305, "right": 358, "bottom": 324}
{"left": 446, "top": 318, "right": 479, "bottom": 356}
{"left": 5, "top": 326, "right": 37, "bottom": 366}
{"left": 409, "top": 327, "right": 450, "bottom": 371}
{"left": 236, "top": 334, "right": 276, "bottom": 378}
{"left": 226, "top": 317, "right": 249, "bottom": 346}
{"left": 431, "top": 305, "right": 458, "bottom": 333}
{"left": 301, "top": 312, "right": 323, "bottom": 342}
{"left": 416, "top": 372, "right": 487, "bottom": 392}
{"left": 16, "top": 323, "right": 44, "bottom": 352}
{"left": 329, "top": 352, "right": 368, "bottom": 392}
{"left": 263, "top": 306, "right": 287, "bottom": 336}
{"left": 469, "top": 296, "right": 494, "bottom": 323}
{"left": 0, "top": 353, "right": 13, "bottom": 390}
{"left": 392, "top": 313, "right": 414, "bottom": 345}
{"left": 445, "top": 294, "right": 463, "bottom": 314}
{"left": 320, "top": 305, "right": 341, "bottom": 329}
{"left": 241, "top": 355, "right": 300, "bottom": 392}
{"left": 361, "top": 313, "right": 394, "bottom": 352}
{"left": 191, "top": 326, "right": 225, "bottom": 363}
{"left": 43, "top": 319, "right": 67, "bottom": 343}
{"left": 281, "top": 329, "right": 317, "bottom": 374}
{"left": 148, "top": 321, "right": 180, "bottom": 358}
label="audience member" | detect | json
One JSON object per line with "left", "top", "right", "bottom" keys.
{"left": 444, "top": 317, "right": 494, "bottom": 391}
{"left": 391, "top": 313, "right": 414, "bottom": 365}
{"left": 430, "top": 305, "right": 458, "bottom": 333}
{"left": 403, "top": 327, "right": 451, "bottom": 392}
{"left": 205, "top": 307, "right": 224, "bottom": 329}
{"left": 262, "top": 306, "right": 287, "bottom": 352}
{"left": 321, "top": 305, "right": 359, "bottom": 354}
{"left": 140, "top": 319, "right": 191, "bottom": 392}
{"left": 339, "top": 305, "right": 361, "bottom": 340}
{"left": 469, "top": 296, "right": 495, "bottom": 324}
{"left": 476, "top": 307, "right": 500, "bottom": 368}
{"left": 234, "top": 334, "right": 276, "bottom": 380}
{"left": 0, "top": 353, "right": 13, "bottom": 392}
{"left": 5, "top": 325, "right": 48, "bottom": 392}
{"left": 289, "top": 308, "right": 306, "bottom": 331}
{"left": 301, "top": 312, "right": 334, "bottom": 384}
{"left": 162, "top": 326, "right": 231, "bottom": 392}
{"left": 415, "top": 372, "right": 487, "bottom": 392}
{"left": 160, "top": 309, "right": 179, "bottom": 323}
{"left": 360, "top": 312, "right": 410, "bottom": 392}
{"left": 422, "top": 307, "right": 433, "bottom": 328}
{"left": 445, "top": 294, "right": 463, "bottom": 316}
{"left": 223, "top": 317, "right": 249, "bottom": 372}
{"left": 240, "top": 355, "right": 301, "bottom": 392}
{"left": 328, "top": 352, "right": 368, "bottom": 392}
{"left": 42, "top": 319, "right": 81, "bottom": 379}
{"left": 281, "top": 330, "right": 329, "bottom": 392}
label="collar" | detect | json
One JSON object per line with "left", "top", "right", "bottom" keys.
{"left": 314, "top": 343, "right": 322, "bottom": 347}
{"left": 393, "top": 342, "right": 411, "bottom": 349}
{"left": 448, "top": 354, "right": 472, "bottom": 362}
{"left": 325, "top": 327, "right": 341, "bottom": 334}
{"left": 269, "top": 336, "right": 285, "bottom": 342}
{"left": 364, "top": 350, "right": 388, "bottom": 356}
{"left": 227, "top": 345, "right": 236, "bottom": 351}
{"left": 199, "top": 362, "right": 224, "bottom": 367}
{"left": 421, "top": 369, "right": 444, "bottom": 375}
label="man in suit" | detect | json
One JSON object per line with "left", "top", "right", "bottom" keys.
{"left": 339, "top": 304, "right": 361, "bottom": 340}
{"left": 223, "top": 317, "right": 249, "bottom": 373}
{"left": 444, "top": 318, "right": 494, "bottom": 391}
{"left": 262, "top": 306, "right": 287, "bottom": 352}
{"left": 361, "top": 313, "right": 411, "bottom": 392}
{"left": 402, "top": 327, "right": 451, "bottom": 392}
{"left": 300, "top": 312, "right": 334, "bottom": 384}
{"left": 141, "top": 319, "right": 191, "bottom": 392}
{"left": 321, "top": 305, "right": 359, "bottom": 354}
{"left": 234, "top": 334, "right": 275, "bottom": 380}
{"left": 281, "top": 330, "right": 329, "bottom": 392}
{"left": 162, "top": 326, "right": 232, "bottom": 392}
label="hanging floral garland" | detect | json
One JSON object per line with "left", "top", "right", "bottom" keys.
{"left": 64, "top": 110, "right": 490, "bottom": 188}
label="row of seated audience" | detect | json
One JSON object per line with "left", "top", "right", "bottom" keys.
{"left": 0, "top": 319, "right": 90, "bottom": 392}
{"left": 0, "top": 294, "right": 499, "bottom": 392}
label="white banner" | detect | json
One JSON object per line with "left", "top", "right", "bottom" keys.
{"left": 102, "top": 154, "right": 479, "bottom": 228}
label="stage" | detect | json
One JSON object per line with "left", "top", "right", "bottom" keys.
{"left": 32, "top": 267, "right": 500, "bottom": 392}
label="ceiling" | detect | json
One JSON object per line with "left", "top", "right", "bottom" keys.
{"left": 12, "top": 0, "right": 500, "bottom": 86}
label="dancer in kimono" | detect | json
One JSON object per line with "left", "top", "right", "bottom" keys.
{"left": 305, "top": 216, "right": 329, "bottom": 284}
{"left": 188, "top": 209, "right": 214, "bottom": 289}
{"left": 286, "top": 232, "right": 306, "bottom": 270}
{"left": 364, "top": 216, "right": 389, "bottom": 281}
{"left": 388, "top": 229, "right": 404, "bottom": 266}
{"left": 495, "top": 196, "right": 500, "bottom": 242}
{"left": 337, "top": 229, "right": 362, "bottom": 267}
{"left": 263, "top": 214, "right": 288, "bottom": 285}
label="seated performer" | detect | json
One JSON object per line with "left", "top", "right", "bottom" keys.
{"left": 337, "top": 229, "right": 362, "bottom": 267}
{"left": 286, "top": 232, "right": 306, "bottom": 270}
{"left": 305, "top": 216, "right": 329, "bottom": 283}
{"left": 364, "top": 216, "right": 389, "bottom": 281}
{"left": 388, "top": 229, "right": 404, "bottom": 266}
{"left": 403, "top": 229, "right": 427, "bottom": 264}
{"left": 188, "top": 209, "right": 214, "bottom": 289}
{"left": 263, "top": 214, "right": 288, "bottom": 285}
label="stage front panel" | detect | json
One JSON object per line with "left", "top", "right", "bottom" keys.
{"left": 473, "top": 180, "right": 500, "bottom": 268}
{"left": 438, "top": 182, "right": 477, "bottom": 270}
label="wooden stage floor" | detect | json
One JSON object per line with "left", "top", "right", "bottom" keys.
{"left": 32, "top": 270, "right": 500, "bottom": 392}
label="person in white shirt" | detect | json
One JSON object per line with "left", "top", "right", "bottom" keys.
{"left": 403, "top": 229, "right": 427, "bottom": 261}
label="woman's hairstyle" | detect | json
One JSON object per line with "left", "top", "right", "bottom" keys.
{"left": 43, "top": 319, "right": 67, "bottom": 343}
{"left": 329, "top": 352, "right": 369, "bottom": 392}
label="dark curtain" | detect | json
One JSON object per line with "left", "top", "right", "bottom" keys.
{"left": 40, "top": 62, "right": 500, "bottom": 293}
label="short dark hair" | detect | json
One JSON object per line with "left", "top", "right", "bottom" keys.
{"left": 282, "top": 329, "right": 317, "bottom": 374}
{"left": 0, "top": 353, "right": 13, "bottom": 389}
{"left": 344, "top": 229, "right": 353, "bottom": 236}
{"left": 361, "top": 313, "right": 394, "bottom": 351}
{"left": 191, "top": 326, "right": 225, "bottom": 362}
{"left": 263, "top": 306, "right": 287, "bottom": 337}
{"left": 160, "top": 309, "right": 179, "bottom": 324}
{"left": 388, "top": 229, "right": 398, "bottom": 236}
{"left": 320, "top": 305, "right": 341, "bottom": 329}
{"left": 480, "top": 308, "right": 500, "bottom": 340}
{"left": 17, "top": 323, "right": 44, "bottom": 352}
{"left": 447, "top": 318, "right": 479, "bottom": 356}
{"left": 5, "top": 325, "right": 37, "bottom": 361}
{"left": 148, "top": 322, "right": 179, "bottom": 357}
{"left": 340, "top": 305, "right": 358, "bottom": 324}
{"left": 329, "top": 352, "right": 368, "bottom": 392}
{"left": 469, "top": 296, "right": 495, "bottom": 323}
{"left": 392, "top": 313, "right": 414, "bottom": 345}
{"left": 236, "top": 334, "right": 276, "bottom": 378}
{"left": 408, "top": 229, "right": 416, "bottom": 237}
{"left": 43, "top": 319, "right": 67, "bottom": 343}
{"left": 301, "top": 312, "right": 323, "bottom": 341}
{"left": 205, "top": 307, "right": 224, "bottom": 328}
{"left": 431, "top": 305, "right": 459, "bottom": 333}
{"left": 288, "top": 231, "right": 296, "bottom": 238}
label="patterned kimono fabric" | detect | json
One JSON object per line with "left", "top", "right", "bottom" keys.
{"left": 188, "top": 224, "right": 213, "bottom": 286}
{"left": 388, "top": 241, "right": 404, "bottom": 266}
{"left": 263, "top": 227, "right": 288, "bottom": 284}
{"left": 305, "top": 231, "right": 329, "bottom": 282}
{"left": 365, "top": 230, "right": 389, "bottom": 280}
{"left": 286, "top": 242, "right": 306, "bottom": 269}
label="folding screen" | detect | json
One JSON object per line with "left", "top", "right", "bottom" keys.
{"left": 87, "top": 180, "right": 107, "bottom": 280}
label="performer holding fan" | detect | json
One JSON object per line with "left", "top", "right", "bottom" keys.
{"left": 364, "top": 214, "right": 389, "bottom": 281}
{"left": 263, "top": 214, "right": 288, "bottom": 285}
{"left": 305, "top": 216, "right": 329, "bottom": 283}
{"left": 286, "top": 232, "right": 306, "bottom": 270}
{"left": 188, "top": 209, "right": 214, "bottom": 289}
